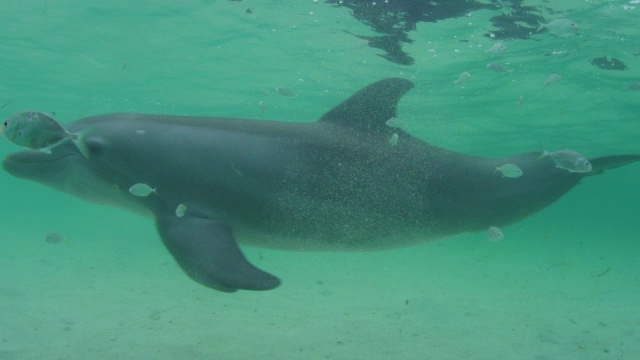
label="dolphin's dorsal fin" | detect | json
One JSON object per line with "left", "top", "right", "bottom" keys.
{"left": 319, "top": 78, "right": 414, "bottom": 134}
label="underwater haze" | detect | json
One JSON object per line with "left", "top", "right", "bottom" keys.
{"left": 1, "top": 1, "right": 639, "bottom": 359}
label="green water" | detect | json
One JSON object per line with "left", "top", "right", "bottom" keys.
{"left": 1, "top": 1, "right": 639, "bottom": 359}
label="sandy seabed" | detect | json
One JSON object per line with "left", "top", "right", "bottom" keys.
{"left": 2, "top": 212, "right": 638, "bottom": 360}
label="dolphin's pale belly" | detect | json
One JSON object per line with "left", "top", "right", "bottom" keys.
{"left": 233, "top": 224, "right": 444, "bottom": 251}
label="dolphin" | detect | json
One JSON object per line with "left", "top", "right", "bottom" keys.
{"left": 3, "top": 78, "right": 639, "bottom": 292}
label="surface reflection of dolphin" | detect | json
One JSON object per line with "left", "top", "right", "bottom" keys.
{"left": 3, "top": 78, "right": 639, "bottom": 292}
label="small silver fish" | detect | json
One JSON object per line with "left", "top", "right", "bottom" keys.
{"left": 1, "top": 111, "right": 90, "bottom": 158}
{"left": 275, "top": 87, "right": 296, "bottom": 97}
{"left": 129, "top": 183, "right": 157, "bottom": 197}
{"left": 544, "top": 74, "right": 562, "bottom": 87}
{"left": 389, "top": 133, "right": 399, "bottom": 147}
{"left": 175, "top": 204, "right": 187, "bottom": 218}
{"left": 44, "top": 232, "right": 65, "bottom": 244}
{"left": 538, "top": 19, "right": 579, "bottom": 37}
{"left": 626, "top": 82, "right": 640, "bottom": 91}
{"left": 487, "top": 226, "right": 504, "bottom": 242}
{"left": 540, "top": 150, "right": 592, "bottom": 173}
{"left": 454, "top": 72, "right": 471, "bottom": 86}
{"left": 485, "top": 43, "right": 507, "bottom": 57}
{"left": 495, "top": 164, "right": 523, "bottom": 178}
{"left": 486, "top": 62, "right": 512, "bottom": 73}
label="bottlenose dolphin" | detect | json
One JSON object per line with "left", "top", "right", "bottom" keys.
{"left": 3, "top": 78, "right": 639, "bottom": 292}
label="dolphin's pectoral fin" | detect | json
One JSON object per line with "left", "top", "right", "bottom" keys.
{"left": 155, "top": 213, "right": 281, "bottom": 292}
{"left": 588, "top": 154, "right": 640, "bottom": 175}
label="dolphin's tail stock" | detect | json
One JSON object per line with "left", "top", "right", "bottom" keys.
{"left": 587, "top": 154, "right": 640, "bottom": 175}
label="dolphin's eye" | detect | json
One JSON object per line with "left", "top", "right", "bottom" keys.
{"left": 3, "top": 121, "right": 7, "bottom": 127}
{"left": 84, "top": 137, "right": 106, "bottom": 156}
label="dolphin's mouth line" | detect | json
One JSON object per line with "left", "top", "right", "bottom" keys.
{"left": 4, "top": 151, "right": 77, "bottom": 164}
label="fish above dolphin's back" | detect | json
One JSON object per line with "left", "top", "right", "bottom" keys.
{"left": 4, "top": 78, "right": 640, "bottom": 292}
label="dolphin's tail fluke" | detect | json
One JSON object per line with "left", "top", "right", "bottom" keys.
{"left": 587, "top": 154, "right": 640, "bottom": 175}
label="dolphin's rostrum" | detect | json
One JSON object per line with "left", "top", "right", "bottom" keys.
{"left": 3, "top": 78, "right": 639, "bottom": 292}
